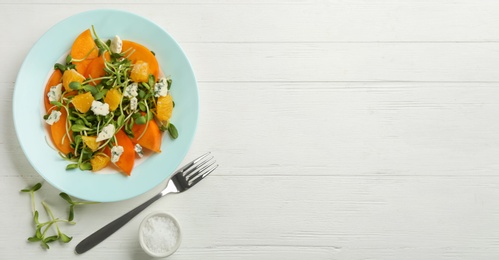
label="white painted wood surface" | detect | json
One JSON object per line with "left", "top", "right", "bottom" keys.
{"left": 1, "top": 0, "right": 499, "bottom": 259}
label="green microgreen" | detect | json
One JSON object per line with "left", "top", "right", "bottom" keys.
{"left": 59, "top": 192, "right": 99, "bottom": 222}
{"left": 65, "top": 54, "right": 72, "bottom": 65}
{"left": 135, "top": 116, "right": 147, "bottom": 125}
{"left": 148, "top": 74, "right": 155, "bottom": 90}
{"left": 21, "top": 183, "right": 83, "bottom": 250}
{"left": 21, "top": 183, "right": 41, "bottom": 213}
{"left": 54, "top": 63, "right": 66, "bottom": 72}
{"left": 168, "top": 123, "right": 179, "bottom": 139}
{"left": 69, "top": 81, "right": 82, "bottom": 90}
{"left": 71, "top": 46, "right": 98, "bottom": 63}
{"left": 158, "top": 122, "right": 168, "bottom": 132}
{"left": 66, "top": 163, "right": 78, "bottom": 170}
{"left": 167, "top": 78, "right": 172, "bottom": 90}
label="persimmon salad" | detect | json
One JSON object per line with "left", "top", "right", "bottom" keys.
{"left": 43, "top": 26, "right": 177, "bottom": 176}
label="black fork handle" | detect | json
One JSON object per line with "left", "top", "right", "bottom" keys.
{"left": 75, "top": 193, "right": 163, "bottom": 254}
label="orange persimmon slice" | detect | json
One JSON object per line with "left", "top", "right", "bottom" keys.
{"left": 50, "top": 109, "right": 72, "bottom": 155}
{"left": 105, "top": 130, "right": 135, "bottom": 176}
{"left": 131, "top": 118, "right": 162, "bottom": 153}
{"left": 84, "top": 52, "right": 110, "bottom": 85}
{"left": 43, "top": 70, "right": 63, "bottom": 113}
{"left": 70, "top": 29, "right": 99, "bottom": 74}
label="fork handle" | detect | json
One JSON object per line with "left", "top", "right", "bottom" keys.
{"left": 75, "top": 193, "right": 163, "bottom": 254}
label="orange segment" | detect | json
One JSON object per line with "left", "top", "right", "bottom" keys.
{"left": 156, "top": 94, "right": 173, "bottom": 122}
{"left": 62, "top": 69, "right": 85, "bottom": 91}
{"left": 122, "top": 40, "right": 159, "bottom": 80}
{"left": 72, "top": 92, "right": 94, "bottom": 113}
{"left": 103, "top": 88, "right": 121, "bottom": 111}
{"left": 130, "top": 60, "right": 149, "bottom": 83}
{"left": 70, "top": 29, "right": 99, "bottom": 74}
{"left": 90, "top": 153, "right": 110, "bottom": 172}
{"left": 81, "top": 135, "right": 101, "bottom": 151}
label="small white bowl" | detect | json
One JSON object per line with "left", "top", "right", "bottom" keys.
{"left": 139, "top": 212, "right": 182, "bottom": 258}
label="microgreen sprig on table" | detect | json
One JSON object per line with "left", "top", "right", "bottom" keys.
{"left": 21, "top": 182, "right": 41, "bottom": 213}
{"left": 21, "top": 183, "right": 74, "bottom": 249}
{"left": 21, "top": 183, "right": 98, "bottom": 249}
{"left": 59, "top": 192, "right": 99, "bottom": 221}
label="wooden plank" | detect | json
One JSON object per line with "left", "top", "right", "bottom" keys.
{"left": 170, "top": 175, "right": 499, "bottom": 259}
{"left": 6, "top": 42, "right": 499, "bottom": 83}
{"left": 2, "top": 1, "right": 499, "bottom": 43}
{"left": 182, "top": 42, "right": 499, "bottom": 82}
{"left": 3, "top": 175, "right": 499, "bottom": 259}
{"left": 191, "top": 82, "right": 499, "bottom": 177}
{"left": 4, "top": 2, "right": 499, "bottom": 83}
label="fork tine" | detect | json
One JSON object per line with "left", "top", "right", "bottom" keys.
{"left": 188, "top": 164, "right": 218, "bottom": 187}
{"left": 177, "top": 152, "right": 211, "bottom": 174}
{"left": 186, "top": 158, "right": 216, "bottom": 181}
{"left": 193, "top": 152, "right": 211, "bottom": 163}
{"left": 183, "top": 155, "right": 214, "bottom": 178}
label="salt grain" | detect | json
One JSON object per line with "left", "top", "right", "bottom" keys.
{"left": 141, "top": 215, "right": 180, "bottom": 254}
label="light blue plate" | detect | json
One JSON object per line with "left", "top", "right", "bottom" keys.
{"left": 13, "top": 10, "right": 198, "bottom": 202}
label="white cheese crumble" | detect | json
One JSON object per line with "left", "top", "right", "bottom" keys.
{"left": 111, "top": 145, "right": 124, "bottom": 163}
{"left": 130, "top": 97, "right": 138, "bottom": 111}
{"left": 45, "top": 110, "right": 62, "bottom": 125}
{"left": 154, "top": 77, "right": 169, "bottom": 97}
{"left": 134, "top": 144, "right": 144, "bottom": 158}
{"left": 47, "top": 83, "right": 63, "bottom": 103}
{"left": 124, "top": 83, "right": 138, "bottom": 98}
{"left": 96, "top": 124, "right": 115, "bottom": 142}
{"left": 91, "top": 100, "right": 110, "bottom": 116}
{"left": 110, "top": 35, "right": 123, "bottom": 53}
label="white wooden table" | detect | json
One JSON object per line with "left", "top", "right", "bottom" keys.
{"left": 2, "top": 0, "right": 499, "bottom": 259}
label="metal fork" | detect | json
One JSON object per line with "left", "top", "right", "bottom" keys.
{"left": 75, "top": 152, "right": 218, "bottom": 254}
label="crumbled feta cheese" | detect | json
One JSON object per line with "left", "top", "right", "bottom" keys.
{"left": 111, "top": 145, "right": 124, "bottom": 163}
{"left": 96, "top": 124, "right": 115, "bottom": 142}
{"left": 130, "top": 97, "right": 138, "bottom": 111}
{"left": 134, "top": 144, "right": 144, "bottom": 158}
{"left": 91, "top": 100, "right": 110, "bottom": 116}
{"left": 124, "top": 83, "right": 138, "bottom": 98}
{"left": 45, "top": 110, "right": 62, "bottom": 125}
{"left": 110, "top": 35, "right": 123, "bottom": 53}
{"left": 154, "top": 78, "right": 169, "bottom": 97}
{"left": 47, "top": 83, "right": 62, "bottom": 103}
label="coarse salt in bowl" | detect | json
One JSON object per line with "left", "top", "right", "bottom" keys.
{"left": 139, "top": 212, "right": 182, "bottom": 257}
